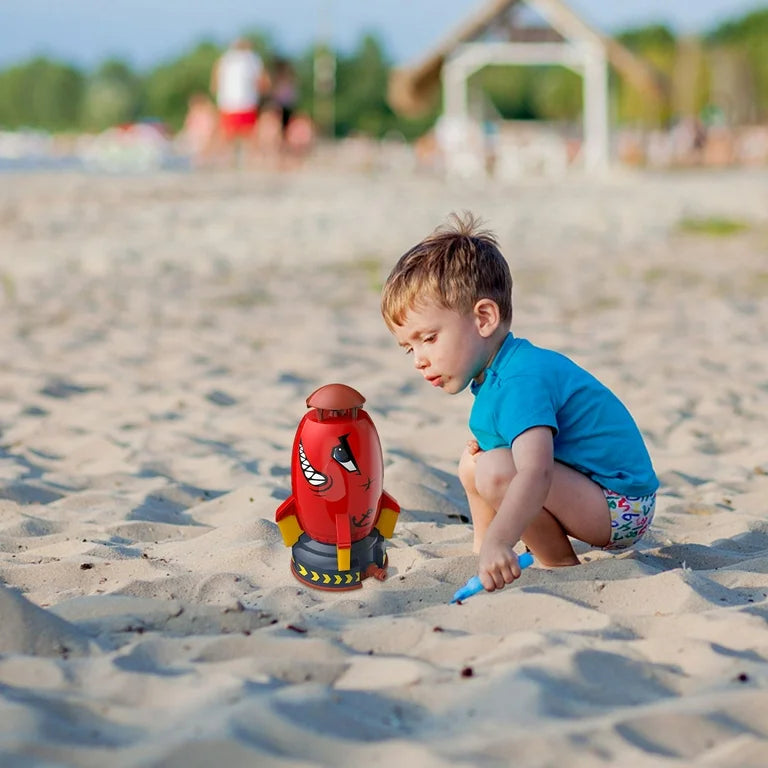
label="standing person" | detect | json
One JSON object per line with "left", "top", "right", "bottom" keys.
{"left": 210, "top": 38, "right": 270, "bottom": 166}
{"left": 256, "top": 57, "right": 300, "bottom": 168}
{"left": 381, "top": 212, "right": 658, "bottom": 592}
{"left": 270, "top": 58, "right": 298, "bottom": 145}
{"left": 178, "top": 92, "right": 217, "bottom": 168}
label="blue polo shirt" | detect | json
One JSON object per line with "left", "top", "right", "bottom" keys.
{"left": 469, "top": 333, "right": 658, "bottom": 496}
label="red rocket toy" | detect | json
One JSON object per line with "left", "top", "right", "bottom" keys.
{"left": 275, "top": 383, "right": 400, "bottom": 590}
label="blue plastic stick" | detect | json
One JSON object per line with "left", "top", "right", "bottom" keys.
{"left": 451, "top": 551, "right": 535, "bottom": 603}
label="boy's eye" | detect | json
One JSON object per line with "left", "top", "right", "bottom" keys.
{"left": 403, "top": 346, "right": 412, "bottom": 355}
{"left": 423, "top": 335, "right": 436, "bottom": 343}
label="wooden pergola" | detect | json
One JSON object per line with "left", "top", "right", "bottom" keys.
{"left": 388, "top": 0, "right": 667, "bottom": 171}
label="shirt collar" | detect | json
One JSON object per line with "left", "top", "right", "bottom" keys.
{"left": 470, "top": 332, "right": 516, "bottom": 395}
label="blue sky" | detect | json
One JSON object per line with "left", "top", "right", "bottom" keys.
{"left": 1, "top": 0, "right": 764, "bottom": 70}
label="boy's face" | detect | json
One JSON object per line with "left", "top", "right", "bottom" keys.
{"left": 392, "top": 300, "right": 494, "bottom": 395}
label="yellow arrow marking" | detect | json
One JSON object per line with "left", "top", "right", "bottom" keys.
{"left": 334, "top": 574, "right": 342, "bottom": 585}
{"left": 310, "top": 571, "right": 320, "bottom": 582}
{"left": 322, "top": 573, "right": 331, "bottom": 584}
{"left": 297, "top": 563, "right": 308, "bottom": 576}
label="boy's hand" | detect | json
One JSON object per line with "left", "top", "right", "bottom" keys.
{"left": 478, "top": 535, "right": 523, "bottom": 591}
{"left": 466, "top": 439, "right": 482, "bottom": 456}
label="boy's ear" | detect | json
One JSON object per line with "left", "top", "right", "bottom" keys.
{"left": 473, "top": 299, "right": 500, "bottom": 338}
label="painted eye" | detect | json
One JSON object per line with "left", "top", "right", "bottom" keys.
{"left": 332, "top": 436, "right": 360, "bottom": 474}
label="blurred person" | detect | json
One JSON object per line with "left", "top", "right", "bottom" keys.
{"left": 269, "top": 58, "right": 298, "bottom": 145}
{"left": 210, "top": 38, "right": 270, "bottom": 167}
{"left": 178, "top": 92, "right": 217, "bottom": 168}
{"left": 254, "top": 102, "right": 284, "bottom": 169}
{"left": 256, "top": 57, "right": 300, "bottom": 169}
{"left": 284, "top": 112, "right": 315, "bottom": 168}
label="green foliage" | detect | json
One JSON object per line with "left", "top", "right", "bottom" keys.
{"left": 473, "top": 66, "right": 537, "bottom": 119}
{"left": 470, "top": 65, "right": 582, "bottom": 122}
{"left": 531, "top": 67, "right": 582, "bottom": 119}
{"left": 706, "top": 9, "right": 768, "bottom": 120}
{"left": 614, "top": 24, "right": 677, "bottom": 126}
{"left": 292, "top": 49, "right": 317, "bottom": 115}
{"left": 143, "top": 42, "right": 221, "bottom": 130}
{"left": 0, "top": 58, "right": 85, "bottom": 130}
{"left": 80, "top": 59, "right": 143, "bottom": 131}
{"left": 617, "top": 24, "right": 677, "bottom": 49}
{"left": 706, "top": 9, "right": 768, "bottom": 43}
{"left": 395, "top": 109, "right": 440, "bottom": 142}
{"left": 334, "top": 34, "right": 395, "bottom": 137}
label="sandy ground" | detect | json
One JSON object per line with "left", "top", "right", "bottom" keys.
{"left": 0, "top": 164, "right": 768, "bottom": 767}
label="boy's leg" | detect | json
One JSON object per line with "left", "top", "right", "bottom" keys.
{"left": 471, "top": 448, "right": 611, "bottom": 567}
{"left": 458, "top": 444, "right": 496, "bottom": 553}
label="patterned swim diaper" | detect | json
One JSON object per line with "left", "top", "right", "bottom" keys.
{"left": 602, "top": 489, "right": 656, "bottom": 550}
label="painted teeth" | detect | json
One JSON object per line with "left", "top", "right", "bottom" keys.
{"left": 299, "top": 442, "right": 326, "bottom": 486}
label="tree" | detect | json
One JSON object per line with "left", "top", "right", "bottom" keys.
{"left": 707, "top": 9, "right": 768, "bottom": 121}
{"left": 471, "top": 65, "right": 581, "bottom": 122}
{"left": 0, "top": 58, "right": 84, "bottom": 130}
{"left": 334, "top": 34, "right": 394, "bottom": 137}
{"left": 614, "top": 24, "right": 677, "bottom": 126}
{"left": 472, "top": 66, "right": 538, "bottom": 120}
{"left": 80, "top": 59, "right": 143, "bottom": 131}
{"left": 143, "top": 41, "right": 221, "bottom": 130}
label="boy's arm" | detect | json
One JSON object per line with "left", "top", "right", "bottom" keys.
{"left": 478, "top": 426, "right": 554, "bottom": 590}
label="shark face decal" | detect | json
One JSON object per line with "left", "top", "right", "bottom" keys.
{"left": 299, "top": 441, "right": 328, "bottom": 487}
{"left": 298, "top": 433, "right": 362, "bottom": 493}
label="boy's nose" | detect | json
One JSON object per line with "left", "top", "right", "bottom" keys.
{"left": 414, "top": 354, "right": 428, "bottom": 369}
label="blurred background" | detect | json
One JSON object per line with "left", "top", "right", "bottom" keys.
{"left": 1, "top": 0, "right": 767, "bottom": 177}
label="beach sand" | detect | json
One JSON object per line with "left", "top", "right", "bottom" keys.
{"left": 1, "top": 165, "right": 767, "bottom": 766}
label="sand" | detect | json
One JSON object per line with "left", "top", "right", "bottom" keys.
{"left": 0, "top": 163, "right": 767, "bottom": 767}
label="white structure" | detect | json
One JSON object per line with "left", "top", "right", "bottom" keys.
{"left": 389, "top": 0, "right": 665, "bottom": 175}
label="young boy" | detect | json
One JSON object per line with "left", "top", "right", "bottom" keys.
{"left": 381, "top": 212, "right": 658, "bottom": 592}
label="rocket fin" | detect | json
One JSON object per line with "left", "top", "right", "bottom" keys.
{"left": 337, "top": 546, "right": 351, "bottom": 572}
{"left": 376, "top": 490, "right": 400, "bottom": 539}
{"left": 335, "top": 513, "right": 351, "bottom": 571}
{"left": 275, "top": 496, "right": 303, "bottom": 547}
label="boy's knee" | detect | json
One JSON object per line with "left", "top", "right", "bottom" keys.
{"left": 475, "top": 470, "right": 511, "bottom": 506}
{"left": 475, "top": 450, "right": 516, "bottom": 505}
{"left": 458, "top": 447, "right": 477, "bottom": 493}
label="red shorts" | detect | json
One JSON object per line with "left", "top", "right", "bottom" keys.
{"left": 220, "top": 109, "right": 258, "bottom": 138}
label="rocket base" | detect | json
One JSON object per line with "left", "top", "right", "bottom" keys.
{"left": 290, "top": 530, "right": 388, "bottom": 591}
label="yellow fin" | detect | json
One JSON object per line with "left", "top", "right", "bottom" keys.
{"left": 337, "top": 546, "right": 351, "bottom": 571}
{"left": 277, "top": 515, "right": 303, "bottom": 547}
{"left": 377, "top": 506, "right": 399, "bottom": 539}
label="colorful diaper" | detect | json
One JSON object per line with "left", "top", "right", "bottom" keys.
{"left": 602, "top": 489, "right": 656, "bottom": 550}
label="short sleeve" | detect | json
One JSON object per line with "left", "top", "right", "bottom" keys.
{"left": 493, "top": 375, "right": 558, "bottom": 446}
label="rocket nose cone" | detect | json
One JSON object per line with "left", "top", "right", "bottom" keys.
{"left": 306, "top": 383, "right": 365, "bottom": 410}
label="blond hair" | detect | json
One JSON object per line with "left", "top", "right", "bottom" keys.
{"left": 381, "top": 211, "right": 513, "bottom": 329}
